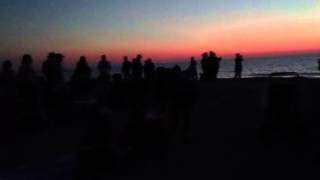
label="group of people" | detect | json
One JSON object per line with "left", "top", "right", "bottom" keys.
{"left": 0, "top": 51, "right": 245, "bottom": 86}
{"left": 120, "top": 54, "right": 199, "bottom": 81}
{"left": 0, "top": 52, "right": 220, "bottom": 179}
{"left": 200, "top": 51, "right": 243, "bottom": 80}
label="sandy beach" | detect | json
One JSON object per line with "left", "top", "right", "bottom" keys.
{"left": 1, "top": 77, "right": 320, "bottom": 179}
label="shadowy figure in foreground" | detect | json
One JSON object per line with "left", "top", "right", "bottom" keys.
{"left": 200, "top": 52, "right": 209, "bottom": 81}
{"left": 42, "top": 52, "right": 55, "bottom": 83}
{"left": 55, "top": 53, "right": 65, "bottom": 83}
{"left": 72, "top": 56, "right": 92, "bottom": 82}
{"left": 0, "top": 60, "right": 15, "bottom": 82}
{"left": 97, "top": 55, "right": 111, "bottom": 82}
{"left": 122, "top": 56, "right": 131, "bottom": 80}
{"left": 209, "top": 51, "right": 221, "bottom": 80}
{"left": 71, "top": 56, "right": 92, "bottom": 101}
{"left": 234, "top": 53, "right": 243, "bottom": 79}
{"left": 144, "top": 58, "right": 155, "bottom": 80}
{"left": 202, "top": 51, "right": 221, "bottom": 81}
{"left": 42, "top": 52, "right": 64, "bottom": 87}
{"left": 184, "top": 57, "right": 198, "bottom": 80}
{"left": 318, "top": 58, "right": 320, "bottom": 72}
{"left": 132, "top": 54, "right": 143, "bottom": 80}
{"left": 18, "top": 54, "right": 36, "bottom": 82}
{"left": 17, "top": 54, "right": 45, "bottom": 133}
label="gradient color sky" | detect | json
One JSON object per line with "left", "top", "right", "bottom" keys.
{"left": 0, "top": 0, "right": 319, "bottom": 63}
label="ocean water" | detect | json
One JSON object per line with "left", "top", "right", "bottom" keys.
{"left": 64, "top": 53, "right": 320, "bottom": 80}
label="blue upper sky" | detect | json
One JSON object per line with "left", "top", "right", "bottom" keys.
{"left": 0, "top": 0, "right": 319, "bottom": 62}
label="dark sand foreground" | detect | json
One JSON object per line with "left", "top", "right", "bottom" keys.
{"left": 1, "top": 77, "right": 320, "bottom": 179}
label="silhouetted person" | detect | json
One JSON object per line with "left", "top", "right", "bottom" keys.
{"left": 318, "top": 59, "right": 320, "bottom": 71}
{"left": 0, "top": 60, "right": 15, "bottom": 82}
{"left": 42, "top": 52, "right": 64, "bottom": 86}
{"left": 208, "top": 51, "right": 221, "bottom": 80}
{"left": 55, "top": 53, "right": 65, "bottom": 83}
{"left": 17, "top": 54, "right": 44, "bottom": 133}
{"left": 121, "top": 56, "right": 132, "bottom": 80}
{"left": 132, "top": 54, "right": 143, "bottom": 80}
{"left": 200, "top": 52, "right": 209, "bottom": 81}
{"left": 72, "top": 56, "right": 92, "bottom": 82}
{"left": 0, "top": 60, "right": 16, "bottom": 135}
{"left": 144, "top": 58, "right": 155, "bottom": 80}
{"left": 234, "top": 53, "right": 243, "bottom": 79}
{"left": 172, "top": 65, "right": 182, "bottom": 80}
{"left": 42, "top": 52, "right": 56, "bottom": 83}
{"left": 97, "top": 55, "right": 111, "bottom": 82}
{"left": 71, "top": 56, "right": 93, "bottom": 101}
{"left": 122, "top": 56, "right": 131, "bottom": 80}
{"left": 18, "top": 54, "right": 36, "bottom": 82}
{"left": 185, "top": 57, "right": 198, "bottom": 80}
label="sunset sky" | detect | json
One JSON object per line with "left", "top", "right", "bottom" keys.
{"left": 0, "top": 0, "right": 319, "bottom": 64}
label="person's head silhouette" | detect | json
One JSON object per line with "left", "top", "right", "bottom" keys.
{"left": 56, "top": 53, "right": 64, "bottom": 63}
{"left": 202, "top": 52, "right": 208, "bottom": 59}
{"left": 146, "top": 58, "right": 152, "bottom": 63}
{"left": 209, "top": 51, "right": 216, "bottom": 57}
{"left": 2, "top": 60, "right": 12, "bottom": 72}
{"left": 124, "top": 56, "right": 128, "bottom": 61}
{"left": 47, "top": 52, "right": 56, "bottom": 60}
{"left": 190, "top": 57, "right": 197, "bottom": 66}
{"left": 80, "top": 56, "right": 87, "bottom": 63}
{"left": 137, "top": 54, "right": 142, "bottom": 60}
{"left": 101, "top": 55, "right": 107, "bottom": 61}
{"left": 22, "top": 54, "right": 33, "bottom": 66}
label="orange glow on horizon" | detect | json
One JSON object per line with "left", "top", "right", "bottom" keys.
{"left": 2, "top": 10, "right": 320, "bottom": 64}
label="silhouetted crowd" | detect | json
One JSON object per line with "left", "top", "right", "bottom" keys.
{"left": 0, "top": 51, "right": 243, "bottom": 147}
{"left": 0, "top": 51, "right": 246, "bottom": 178}
{"left": 2, "top": 51, "right": 319, "bottom": 179}
{"left": 0, "top": 50, "right": 246, "bottom": 142}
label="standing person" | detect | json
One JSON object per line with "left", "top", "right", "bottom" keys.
{"left": 122, "top": 56, "right": 131, "bottom": 80}
{"left": 18, "top": 54, "right": 36, "bottom": 82}
{"left": 97, "top": 55, "right": 111, "bottom": 81}
{"left": 72, "top": 56, "right": 92, "bottom": 82}
{"left": 42, "top": 52, "right": 56, "bottom": 83}
{"left": 55, "top": 53, "right": 65, "bottom": 83}
{"left": 200, "top": 52, "right": 209, "bottom": 81}
{"left": 186, "top": 56, "right": 198, "bottom": 80}
{"left": 208, "top": 51, "right": 221, "bottom": 80}
{"left": 144, "top": 58, "right": 155, "bottom": 80}
{"left": 234, "top": 53, "right": 243, "bottom": 79}
{"left": 42, "top": 52, "right": 64, "bottom": 87}
{"left": 132, "top": 54, "right": 143, "bottom": 80}
{"left": 0, "top": 60, "right": 15, "bottom": 82}
{"left": 318, "top": 59, "right": 320, "bottom": 72}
